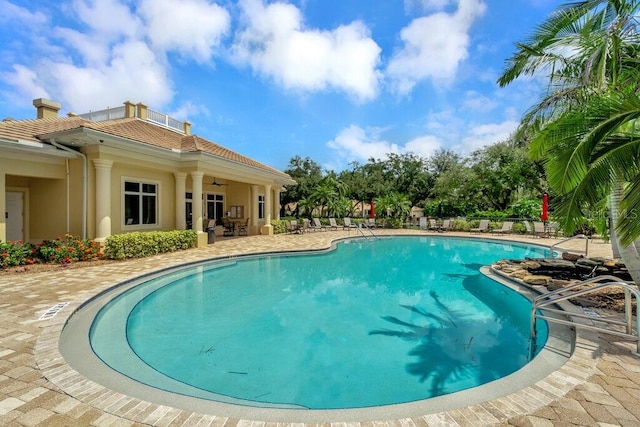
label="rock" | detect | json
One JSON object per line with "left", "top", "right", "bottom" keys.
{"left": 590, "top": 257, "right": 607, "bottom": 263}
{"left": 562, "top": 252, "right": 583, "bottom": 262}
{"left": 512, "top": 269, "right": 530, "bottom": 279}
{"left": 537, "top": 258, "right": 576, "bottom": 268}
{"left": 576, "top": 258, "right": 600, "bottom": 267}
{"left": 523, "top": 275, "right": 552, "bottom": 285}
{"left": 570, "top": 297, "right": 600, "bottom": 307}
{"left": 520, "top": 261, "right": 541, "bottom": 269}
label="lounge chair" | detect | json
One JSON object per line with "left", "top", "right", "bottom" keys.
{"left": 286, "top": 220, "right": 300, "bottom": 234}
{"left": 492, "top": 221, "right": 513, "bottom": 235}
{"left": 419, "top": 217, "right": 428, "bottom": 231}
{"left": 365, "top": 218, "right": 377, "bottom": 229}
{"left": 548, "top": 221, "right": 561, "bottom": 238}
{"left": 440, "top": 219, "right": 452, "bottom": 232}
{"left": 523, "top": 221, "right": 533, "bottom": 236}
{"left": 328, "top": 218, "right": 339, "bottom": 231}
{"left": 533, "top": 221, "right": 548, "bottom": 238}
{"left": 300, "top": 218, "right": 311, "bottom": 234}
{"left": 470, "top": 219, "right": 489, "bottom": 233}
{"left": 311, "top": 218, "right": 327, "bottom": 232}
{"left": 428, "top": 219, "right": 440, "bottom": 232}
{"left": 343, "top": 217, "right": 358, "bottom": 231}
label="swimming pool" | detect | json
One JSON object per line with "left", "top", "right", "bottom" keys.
{"left": 80, "top": 236, "right": 550, "bottom": 412}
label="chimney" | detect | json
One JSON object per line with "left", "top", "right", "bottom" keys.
{"left": 33, "top": 98, "right": 61, "bottom": 119}
{"left": 136, "top": 102, "right": 148, "bottom": 120}
{"left": 183, "top": 121, "right": 191, "bottom": 135}
{"left": 123, "top": 101, "right": 136, "bottom": 118}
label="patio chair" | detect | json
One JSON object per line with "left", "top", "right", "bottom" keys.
{"left": 237, "top": 218, "right": 249, "bottom": 236}
{"left": 365, "top": 218, "right": 377, "bottom": 229}
{"left": 301, "top": 218, "right": 311, "bottom": 233}
{"left": 328, "top": 218, "right": 339, "bottom": 231}
{"left": 523, "top": 221, "right": 533, "bottom": 236}
{"left": 222, "top": 218, "right": 235, "bottom": 236}
{"left": 548, "top": 221, "right": 561, "bottom": 238}
{"left": 428, "top": 218, "right": 440, "bottom": 232}
{"left": 343, "top": 217, "right": 358, "bottom": 231}
{"left": 470, "top": 219, "right": 489, "bottom": 233}
{"left": 492, "top": 221, "right": 513, "bottom": 235}
{"left": 440, "top": 219, "right": 452, "bottom": 232}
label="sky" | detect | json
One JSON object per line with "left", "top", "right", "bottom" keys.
{"left": 0, "top": 0, "right": 558, "bottom": 173}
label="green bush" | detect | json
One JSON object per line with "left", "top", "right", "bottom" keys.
{"left": 271, "top": 219, "right": 289, "bottom": 234}
{"left": 103, "top": 230, "right": 197, "bottom": 260}
{"left": 384, "top": 217, "right": 404, "bottom": 229}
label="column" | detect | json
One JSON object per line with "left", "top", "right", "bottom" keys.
{"left": 273, "top": 187, "right": 281, "bottom": 220}
{"left": 251, "top": 185, "right": 259, "bottom": 229}
{"left": 174, "top": 172, "right": 187, "bottom": 230}
{"left": 93, "top": 159, "right": 113, "bottom": 242}
{"left": 261, "top": 184, "right": 273, "bottom": 235}
{"left": 0, "top": 171, "right": 5, "bottom": 242}
{"left": 190, "top": 171, "right": 204, "bottom": 232}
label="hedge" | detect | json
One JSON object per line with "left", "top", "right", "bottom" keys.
{"left": 103, "top": 230, "right": 197, "bottom": 260}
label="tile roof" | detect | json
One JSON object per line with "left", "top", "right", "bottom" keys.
{"left": 0, "top": 116, "right": 89, "bottom": 142}
{"left": 0, "top": 116, "right": 291, "bottom": 179}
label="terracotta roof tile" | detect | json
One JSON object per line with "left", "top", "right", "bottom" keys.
{"left": 0, "top": 116, "right": 292, "bottom": 180}
{"left": 0, "top": 116, "right": 88, "bottom": 142}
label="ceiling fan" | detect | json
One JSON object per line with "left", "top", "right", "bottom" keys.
{"left": 211, "top": 178, "right": 228, "bottom": 186}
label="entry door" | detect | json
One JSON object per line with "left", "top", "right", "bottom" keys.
{"left": 6, "top": 192, "right": 23, "bottom": 241}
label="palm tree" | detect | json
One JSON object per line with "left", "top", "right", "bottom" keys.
{"left": 498, "top": 0, "right": 640, "bottom": 284}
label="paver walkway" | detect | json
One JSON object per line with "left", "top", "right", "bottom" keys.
{"left": 1, "top": 229, "right": 639, "bottom": 426}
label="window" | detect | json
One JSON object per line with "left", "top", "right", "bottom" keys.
{"left": 206, "top": 193, "right": 224, "bottom": 225}
{"left": 124, "top": 180, "right": 157, "bottom": 226}
{"left": 258, "top": 195, "right": 265, "bottom": 219}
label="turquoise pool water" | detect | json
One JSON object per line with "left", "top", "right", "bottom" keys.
{"left": 90, "top": 236, "right": 549, "bottom": 410}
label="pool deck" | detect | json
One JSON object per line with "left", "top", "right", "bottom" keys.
{"left": 2, "top": 229, "right": 640, "bottom": 426}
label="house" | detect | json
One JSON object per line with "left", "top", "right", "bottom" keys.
{"left": 0, "top": 98, "right": 295, "bottom": 246}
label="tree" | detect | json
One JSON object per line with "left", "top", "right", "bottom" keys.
{"left": 498, "top": 0, "right": 640, "bottom": 283}
{"left": 281, "top": 156, "right": 323, "bottom": 208}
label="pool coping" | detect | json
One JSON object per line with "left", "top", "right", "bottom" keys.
{"left": 34, "top": 233, "right": 603, "bottom": 425}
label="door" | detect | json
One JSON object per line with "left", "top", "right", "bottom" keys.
{"left": 6, "top": 192, "right": 23, "bottom": 241}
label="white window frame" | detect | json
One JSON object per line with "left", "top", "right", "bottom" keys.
{"left": 122, "top": 177, "right": 160, "bottom": 229}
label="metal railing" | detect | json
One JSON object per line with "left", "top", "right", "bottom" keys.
{"left": 357, "top": 223, "right": 378, "bottom": 239}
{"left": 550, "top": 234, "right": 589, "bottom": 258}
{"left": 530, "top": 275, "right": 639, "bottom": 356}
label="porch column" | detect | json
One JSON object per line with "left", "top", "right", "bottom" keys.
{"left": 251, "top": 185, "right": 259, "bottom": 229}
{"left": 274, "top": 187, "right": 281, "bottom": 220}
{"left": 0, "top": 171, "right": 5, "bottom": 242}
{"left": 93, "top": 159, "right": 113, "bottom": 242}
{"left": 190, "top": 171, "right": 206, "bottom": 247}
{"left": 174, "top": 172, "right": 187, "bottom": 230}
{"left": 261, "top": 184, "right": 273, "bottom": 235}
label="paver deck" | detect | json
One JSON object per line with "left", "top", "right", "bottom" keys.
{"left": 1, "top": 229, "right": 639, "bottom": 426}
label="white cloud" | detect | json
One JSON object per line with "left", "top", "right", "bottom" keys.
{"left": 404, "top": 0, "right": 453, "bottom": 12}
{"left": 387, "top": 0, "right": 486, "bottom": 95}
{"left": 2, "top": 65, "right": 50, "bottom": 100}
{"left": 47, "top": 40, "right": 173, "bottom": 113}
{"left": 139, "top": 0, "right": 230, "bottom": 62}
{"left": 461, "top": 90, "right": 498, "bottom": 111}
{"left": 0, "top": 0, "right": 47, "bottom": 25}
{"left": 327, "top": 125, "right": 442, "bottom": 165}
{"left": 454, "top": 118, "right": 519, "bottom": 154}
{"left": 74, "top": 0, "right": 143, "bottom": 39}
{"left": 231, "top": 0, "right": 382, "bottom": 102}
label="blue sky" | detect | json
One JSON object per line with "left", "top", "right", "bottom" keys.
{"left": 0, "top": 0, "right": 557, "bottom": 172}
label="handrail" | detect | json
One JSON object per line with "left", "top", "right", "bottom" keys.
{"left": 550, "top": 234, "right": 589, "bottom": 258}
{"left": 357, "top": 223, "right": 378, "bottom": 239}
{"left": 530, "top": 275, "right": 639, "bottom": 357}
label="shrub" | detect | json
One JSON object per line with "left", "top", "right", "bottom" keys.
{"left": 0, "top": 241, "right": 37, "bottom": 268}
{"left": 35, "top": 234, "right": 101, "bottom": 264}
{"left": 103, "top": 230, "right": 197, "bottom": 260}
{"left": 271, "top": 219, "right": 289, "bottom": 234}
